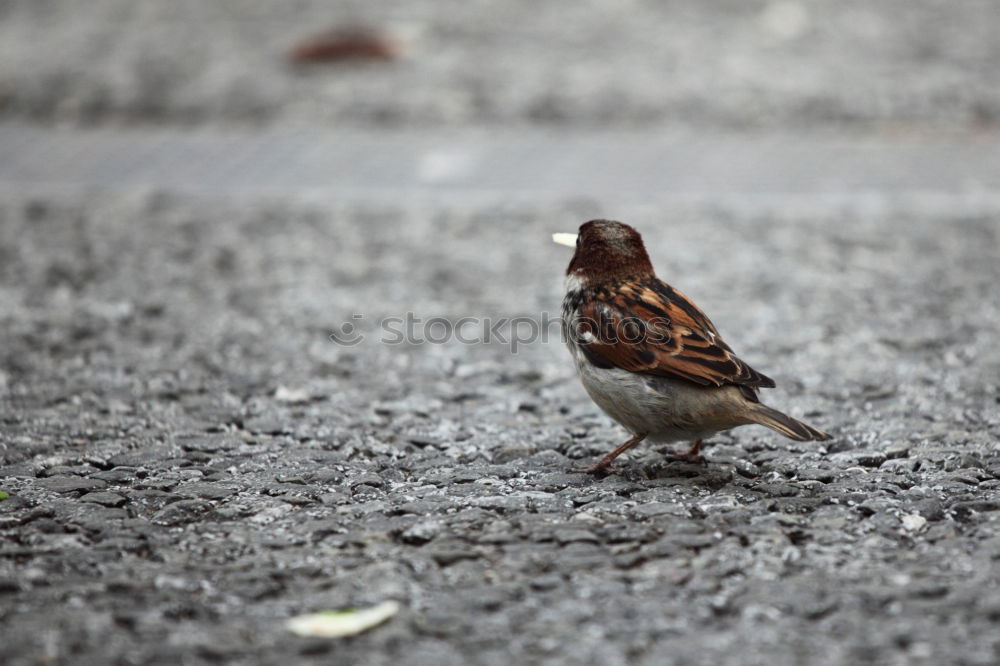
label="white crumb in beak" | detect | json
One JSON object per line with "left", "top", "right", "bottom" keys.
{"left": 552, "top": 233, "right": 578, "bottom": 247}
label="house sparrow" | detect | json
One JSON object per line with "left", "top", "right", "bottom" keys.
{"left": 555, "top": 220, "right": 831, "bottom": 473}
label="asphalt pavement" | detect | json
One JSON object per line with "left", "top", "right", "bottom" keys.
{"left": 2, "top": 2, "right": 1000, "bottom": 665}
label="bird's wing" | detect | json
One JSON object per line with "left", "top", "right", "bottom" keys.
{"left": 571, "top": 279, "right": 776, "bottom": 393}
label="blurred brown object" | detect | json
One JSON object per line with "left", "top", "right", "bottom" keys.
{"left": 290, "top": 27, "right": 400, "bottom": 65}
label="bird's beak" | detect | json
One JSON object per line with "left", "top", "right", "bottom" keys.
{"left": 552, "top": 233, "right": 577, "bottom": 248}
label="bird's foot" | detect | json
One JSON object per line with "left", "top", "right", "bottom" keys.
{"left": 573, "top": 460, "right": 615, "bottom": 475}
{"left": 665, "top": 440, "right": 707, "bottom": 466}
{"left": 664, "top": 451, "right": 707, "bottom": 466}
{"left": 574, "top": 434, "right": 647, "bottom": 475}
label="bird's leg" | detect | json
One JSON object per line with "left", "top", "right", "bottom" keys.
{"left": 667, "top": 439, "right": 706, "bottom": 465}
{"left": 578, "top": 434, "right": 647, "bottom": 474}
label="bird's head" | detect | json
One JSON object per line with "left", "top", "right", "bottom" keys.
{"left": 553, "top": 219, "right": 654, "bottom": 285}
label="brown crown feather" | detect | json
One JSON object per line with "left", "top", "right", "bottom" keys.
{"left": 567, "top": 220, "right": 654, "bottom": 285}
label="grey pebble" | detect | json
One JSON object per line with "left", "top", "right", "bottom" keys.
{"left": 175, "top": 483, "right": 238, "bottom": 500}
{"left": 151, "top": 500, "right": 213, "bottom": 526}
{"left": 39, "top": 477, "right": 108, "bottom": 494}
{"left": 401, "top": 520, "right": 444, "bottom": 545}
{"left": 829, "top": 451, "right": 889, "bottom": 468}
{"left": 80, "top": 492, "right": 127, "bottom": 507}
{"left": 553, "top": 528, "right": 600, "bottom": 545}
{"left": 631, "top": 502, "right": 688, "bottom": 519}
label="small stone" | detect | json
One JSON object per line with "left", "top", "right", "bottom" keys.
{"left": 881, "top": 459, "right": 919, "bottom": 473}
{"left": 108, "top": 450, "right": 171, "bottom": 467}
{"left": 243, "top": 416, "right": 289, "bottom": 435}
{"left": 796, "top": 468, "right": 837, "bottom": 483}
{"left": 73, "top": 507, "right": 128, "bottom": 532}
{"left": 40, "top": 477, "right": 108, "bottom": 493}
{"left": 277, "top": 494, "right": 316, "bottom": 506}
{"left": 152, "top": 499, "right": 212, "bottom": 526}
{"left": 492, "top": 445, "right": 535, "bottom": 464}
{"left": 471, "top": 495, "right": 528, "bottom": 512}
{"left": 951, "top": 499, "right": 1000, "bottom": 517}
{"left": 553, "top": 528, "right": 599, "bottom": 545}
{"left": 400, "top": 520, "right": 443, "bottom": 545}
{"left": 631, "top": 502, "right": 687, "bottom": 519}
{"left": 909, "top": 498, "right": 945, "bottom": 521}
{"left": 884, "top": 442, "right": 911, "bottom": 459}
{"left": 80, "top": 492, "right": 126, "bottom": 507}
{"left": 733, "top": 459, "right": 761, "bottom": 479}
{"left": 769, "top": 497, "right": 821, "bottom": 514}
{"left": 176, "top": 483, "right": 237, "bottom": 500}
{"left": 486, "top": 465, "right": 519, "bottom": 480}
{"left": 858, "top": 498, "right": 898, "bottom": 516}
{"left": 829, "top": 451, "right": 887, "bottom": 468}
{"left": 0, "top": 577, "right": 23, "bottom": 593}
{"left": 477, "top": 531, "right": 516, "bottom": 545}
{"left": 90, "top": 467, "right": 140, "bottom": 484}
{"left": 697, "top": 495, "right": 742, "bottom": 513}
{"left": 525, "top": 450, "right": 565, "bottom": 467}
{"left": 901, "top": 514, "right": 927, "bottom": 532}
{"left": 530, "top": 574, "right": 563, "bottom": 591}
{"left": 319, "top": 492, "right": 350, "bottom": 505}
{"left": 179, "top": 436, "right": 240, "bottom": 453}
{"left": 533, "top": 473, "right": 584, "bottom": 490}
{"left": 349, "top": 474, "right": 384, "bottom": 489}
{"left": 94, "top": 537, "right": 148, "bottom": 553}
{"left": 942, "top": 454, "right": 979, "bottom": 472}
{"left": 353, "top": 500, "right": 389, "bottom": 516}
{"left": 572, "top": 493, "right": 600, "bottom": 506}
{"left": 127, "top": 489, "right": 177, "bottom": 508}
{"left": 407, "top": 435, "right": 444, "bottom": 449}
{"left": 599, "top": 524, "right": 659, "bottom": 543}
{"left": 947, "top": 471, "right": 984, "bottom": 486}
{"left": 429, "top": 546, "right": 480, "bottom": 566}
{"left": 39, "top": 465, "right": 95, "bottom": 478}
{"left": 136, "top": 478, "right": 178, "bottom": 492}
{"left": 756, "top": 483, "right": 800, "bottom": 498}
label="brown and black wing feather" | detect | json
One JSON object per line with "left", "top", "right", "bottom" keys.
{"left": 572, "top": 278, "right": 775, "bottom": 398}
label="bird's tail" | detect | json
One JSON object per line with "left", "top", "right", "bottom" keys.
{"left": 750, "top": 404, "right": 831, "bottom": 442}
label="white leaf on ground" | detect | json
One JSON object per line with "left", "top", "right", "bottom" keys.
{"left": 274, "top": 386, "right": 312, "bottom": 404}
{"left": 286, "top": 601, "right": 400, "bottom": 638}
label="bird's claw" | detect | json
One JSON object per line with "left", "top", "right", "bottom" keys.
{"left": 666, "top": 452, "right": 708, "bottom": 466}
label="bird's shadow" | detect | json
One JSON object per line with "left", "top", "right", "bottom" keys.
{"left": 564, "top": 456, "right": 738, "bottom": 493}
{"left": 628, "top": 461, "right": 733, "bottom": 489}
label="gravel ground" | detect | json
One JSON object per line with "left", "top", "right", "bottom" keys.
{"left": 1, "top": 191, "right": 999, "bottom": 665}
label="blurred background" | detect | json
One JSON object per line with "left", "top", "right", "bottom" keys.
{"left": 2, "top": 0, "right": 999, "bottom": 130}
{"left": 2, "top": 0, "right": 1000, "bottom": 201}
